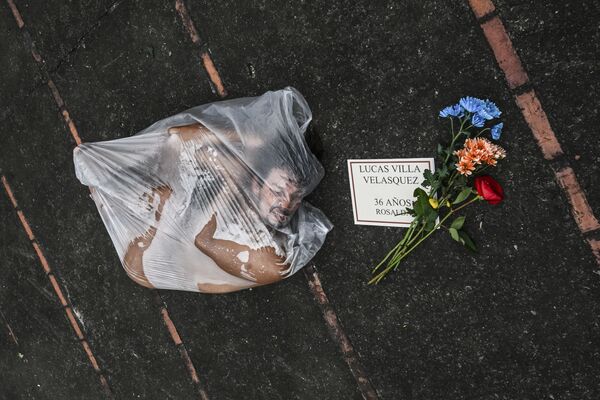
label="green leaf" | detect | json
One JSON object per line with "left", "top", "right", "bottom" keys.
{"left": 427, "top": 211, "right": 438, "bottom": 223}
{"left": 423, "top": 169, "right": 433, "bottom": 181}
{"left": 413, "top": 200, "right": 423, "bottom": 216}
{"left": 452, "top": 187, "right": 472, "bottom": 205}
{"left": 425, "top": 220, "right": 436, "bottom": 232}
{"left": 450, "top": 216, "right": 465, "bottom": 230}
{"left": 412, "top": 189, "right": 426, "bottom": 217}
{"left": 421, "top": 205, "right": 433, "bottom": 220}
{"left": 437, "top": 143, "right": 444, "bottom": 155}
{"left": 459, "top": 230, "right": 477, "bottom": 252}
{"left": 449, "top": 227, "right": 460, "bottom": 242}
{"left": 438, "top": 164, "right": 448, "bottom": 179}
{"left": 414, "top": 187, "right": 428, "bottom": 198}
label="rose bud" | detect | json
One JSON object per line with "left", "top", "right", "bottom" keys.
{"left": 429, "top": 197, "right": 439, "bottom": 209}
{"left": 474, "top": 175, "right": 504, "bottom": 205}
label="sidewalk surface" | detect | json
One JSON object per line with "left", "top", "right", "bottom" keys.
{"left": 1, "top": 1, "right": 600, "bottom": 399}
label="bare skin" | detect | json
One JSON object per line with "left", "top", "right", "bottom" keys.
{"left": 121, "top": 122, "right": 291, "bottom": 293}
{"left": 122, "top": 185, "right": 172, "bottom": 288}
{"left": 168, "top": 123, "right": 263, "bottom": 148}
{"left": 195, "top": 213, "right": 290, "bottom": 285}
{"left": 169, "top": 123, "right": 291, "bottom": 288}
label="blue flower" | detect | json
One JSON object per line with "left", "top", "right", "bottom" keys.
{"left": 471, "top": 113, "right": 486, "bottom": 128}
{"left": 477, "top": 100, "right": 502, "bottom": 120}
{"left": 439, "top": 104, "right": 464, "bottom": 118}
{"left": 459, "top": 96, "right": 485, "bottom": 113}
{"left": 491, "top": 122, "right": 503, "bottom": 140}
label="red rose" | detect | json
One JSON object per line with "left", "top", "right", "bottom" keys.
{"left": 474, "top": 175, "right": 504, "bottom": 205}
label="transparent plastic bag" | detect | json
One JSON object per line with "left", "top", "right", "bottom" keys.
{"left": 73, "top": 87, "right": 332, "bottom": 293}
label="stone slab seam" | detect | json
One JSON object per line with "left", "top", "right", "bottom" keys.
{"left": 175, "top": 0, "right": 227, "bottom": 97}
{"left": 153, "top": 290, "right": 211, "bottom": 400}
{"left": 304, "top": 265, "right": 380, "bottom": 399}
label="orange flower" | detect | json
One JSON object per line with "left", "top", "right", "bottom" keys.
{"left": 454, "top": 138, "right": 506, "bottom": 176}
{"left": 456, "top": 157, "right": 476, "bottom": 175}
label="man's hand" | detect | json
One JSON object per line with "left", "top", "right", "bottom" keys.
{"left": 245, "top": 246, "right": 289, "bottom": 283}
{"left": 195, "top": 212, "right": 219, "bottom": 249}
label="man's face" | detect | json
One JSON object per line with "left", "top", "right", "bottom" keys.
{"left": 254, "top": 167, "right": 303, "bottom": 228}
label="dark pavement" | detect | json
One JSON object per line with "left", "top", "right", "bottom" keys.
{"left": 1, "top": 1, "right": 599, "bottom": 399}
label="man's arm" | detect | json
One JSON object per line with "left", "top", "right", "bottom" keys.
{"left": 168, "top": 122, "right": 263, "bottom": 148}
{"left": 194, "top": 213, "right": 290, "bottom": 284}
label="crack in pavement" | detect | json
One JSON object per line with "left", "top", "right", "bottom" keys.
{"left": 49, "top": 0, "right": 127, "bottom": 74}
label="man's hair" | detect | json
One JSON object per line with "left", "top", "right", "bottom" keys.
{"left": 244, "top": 148, "right": 311, "bottom": 193}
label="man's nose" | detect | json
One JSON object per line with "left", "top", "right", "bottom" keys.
{"left": 278, "top": 193, "right": 292, "bottom": 208}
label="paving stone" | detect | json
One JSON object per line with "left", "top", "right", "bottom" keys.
{"left": 0, "top": 180, "right": 104, "bottom": 400}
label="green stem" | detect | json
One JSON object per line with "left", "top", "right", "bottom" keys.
{"left": 443, "top": 117, "right": 468, "bottom": 164}
{"left": 451, "top": 195, "right": 481, "bottom": 213}
{"left": 371, "top": 234, "right": 408, "bottom": 273}
{"left": 400, "top": 221, "right": 420, "bottom": 248}
{"left": 441, "top": 170, "right": 459, "bottom": 199}
{"left": 371, "top": 220, "right": 418, "bottom": 273}
{"left": 389, "top": 221, "right": 426, "bottom": 264}
{"left": 446, "top": 170, "right": 458, "bottom": 189}
{"left": 474, "top": 128, "right": 490, "bottom": 138}
{"left": 368, "top": 195, "right": 482, "bottom": 284}
{"left": 384, "top": 220, "right": 424, "bottom": 269}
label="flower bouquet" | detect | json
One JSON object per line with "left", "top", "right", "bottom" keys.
{"left": 368, "top": 97, "right": 507, "bottom": 284}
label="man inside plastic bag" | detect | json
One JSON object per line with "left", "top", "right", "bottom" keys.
{"left": 74, "top": 87, "right": 332, "bottom": 293}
